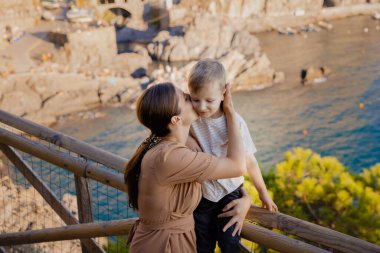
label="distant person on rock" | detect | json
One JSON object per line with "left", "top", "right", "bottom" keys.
{"left": 301, "top": 66, "right": 331, "bottom": 85}
{"left": 188, "top": 59, "right": 278, "bottom": 253}
{"left": 125, "top": 82, "right": 250, "bottom": 253}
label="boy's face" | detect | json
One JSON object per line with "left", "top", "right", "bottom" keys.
{"left": 190, "top": 82, "right": 224, "bottom": 119}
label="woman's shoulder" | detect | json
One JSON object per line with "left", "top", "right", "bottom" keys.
{"left": 145, "top": 141, "right": 188, "bottom": 164}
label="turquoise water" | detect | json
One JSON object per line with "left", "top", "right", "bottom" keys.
{"left": 56, "top": 15, "right": 380, "bottom": 173}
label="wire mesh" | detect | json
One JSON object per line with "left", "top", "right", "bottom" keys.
{"left": 0, "top": 123, "right": 134, "bottom": 252}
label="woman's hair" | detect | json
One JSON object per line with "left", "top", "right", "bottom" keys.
{"left": 188, "top": 59, "right": 226, "bottom": 93}
{"left": 125, "top": 82, "right": 181, "bottom": 210}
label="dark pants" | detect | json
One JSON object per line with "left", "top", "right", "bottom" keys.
{"left": 194, "top": 186, "right": 242, "bottom": 253}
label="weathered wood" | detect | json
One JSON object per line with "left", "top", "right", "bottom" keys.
{"left": 0, "top": 144, "right": 105, "bottom": 253}
{"left": 247, "top": 206, "right": 380, "bottom": 253}
{"left": 0, "top": 128, "right": 126, "bottom": 192}
{"left": 75, "top": 175, "right": 94, "bottom": 253}
{"left": 241, "top": 221, "right": 329, "bottom": 253}
{"left": 0, "top": 109, "right": 128, "bottom": 172}
{"left": 0, "top": 218, "right": 138, "bottom": 245}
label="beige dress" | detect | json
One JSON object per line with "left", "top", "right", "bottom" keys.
{"left": 130, "top": 140, "right": 217, "bottom": 253}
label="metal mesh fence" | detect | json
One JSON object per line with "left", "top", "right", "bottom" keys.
{"left": 0, "top": 122, "right": 134, "bottom": 253}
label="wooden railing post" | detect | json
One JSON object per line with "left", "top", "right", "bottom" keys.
{"left": 74, "top": 175, "right": 94, "bottom": 253}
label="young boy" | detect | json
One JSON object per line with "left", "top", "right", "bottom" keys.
{"left": 188, "top": 59, "right": 277, "bottom": 253}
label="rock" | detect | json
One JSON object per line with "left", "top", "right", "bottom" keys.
{"left": 200, "top": 46, "right": 217, "bottom": 59}
{"left": 301, "top": 66, "right": 331, "bottom": 85}
{"left": 148, "top": 12, "right": 269, "bottom": 65}
{"left": 53, "top": 26, "right": 117, "bottom": 69}
{"left": 231, "top": 31, "right": 261, "bottom": 55}
{"left": 131, "top": 68, "right": 147, "bottom": 78}
{"left": 219, "top": 50, "right": 247, "bottom": 83}
{"left": 99, "top": 76, "right": 140, "bottom": 103}
{"left": 240, "top": 0, "right": 266, "bottom": 18}
{"left": 25, "top": 111, "right": 58, "bottom": 126}
{"left": 169, "top": 39, "right": 189, "bottom": 61}
{"left": 42, "top": 90, "right": 99, "bottom": 117}
{"left": 0, "top": 88, "right": 41, "bottom": 116}
{"left": 114, "top": 52, "right": 152, "bottom": 74}
{"left": 169, "top": 7, "right": 188, "bottom": 22}
{"left": 265, "top": 0, "right": 323, "bottom": 15}
{"left": 274, "top": 71, "right": 286, "bottom": 83}
{"left": 218, "top": 26, "right": 235, "bottom": 50}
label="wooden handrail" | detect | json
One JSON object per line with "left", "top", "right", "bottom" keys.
{"left": 0, "top": 109, "right": 128, "bottom": 172}
{"left": 0, "top": 218, "right": 138, "bottom": 245}
{"left": 247, "top": 206, "right": 380, "bottom": 253}
{"left": 0, "top": 127, "right": 126, "bottom": 192}
{"left": 241, "top": 221, "right": 329, "bottom": 253}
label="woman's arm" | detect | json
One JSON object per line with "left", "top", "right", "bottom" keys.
{"left": 202, "top": 84, "right": 246, "bottom": 180}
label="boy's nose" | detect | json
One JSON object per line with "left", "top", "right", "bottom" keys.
{"left": 198, "top": 102, "right": 207, "bottom": 111}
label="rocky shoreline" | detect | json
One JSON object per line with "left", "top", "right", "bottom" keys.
{"left": 1, "top": 1, "right": 380, "bottom": 126}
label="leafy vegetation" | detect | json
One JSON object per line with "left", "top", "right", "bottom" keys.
{"left": 105, "top": 236, "right": 130, "bottom": 253}
{"left": 245, "top": 148, "right": 380, "bottom": 245}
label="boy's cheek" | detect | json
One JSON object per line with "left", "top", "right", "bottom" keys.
{"left": 193, "top": 108, "right": 203, "bottom": 116}
{"left": 191, "top": 103, "right": 200, "bottom": 112}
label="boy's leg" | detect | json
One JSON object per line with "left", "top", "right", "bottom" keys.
{"left": 194, "top": 197, "right": 218, "bottom": 253}
{"left": 216, "top": 188, "right": 243, "bottom": 253}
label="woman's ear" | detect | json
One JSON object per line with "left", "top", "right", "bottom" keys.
{"left": 170, "top": 115, "right": 181, "bottom": 125}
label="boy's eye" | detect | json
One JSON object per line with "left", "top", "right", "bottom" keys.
{"left": 207, "top": 100, "right": 215, "bottom": 103}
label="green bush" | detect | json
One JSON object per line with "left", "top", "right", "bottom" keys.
{"left": 259, "top": 148, "right": 380, "bottom": 244}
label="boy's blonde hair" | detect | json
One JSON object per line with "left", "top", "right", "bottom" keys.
{"left": 188, "top": 59, "right": 226, "bottom": 93}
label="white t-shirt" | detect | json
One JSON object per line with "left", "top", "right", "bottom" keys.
{"left": 190, "top": 113, "right": 257, "bottom": 202}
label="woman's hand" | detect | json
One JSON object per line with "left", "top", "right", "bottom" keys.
{"left": 217, "top": 188, "right": 251, "bottom": 236}
{"left": 259, "top": 192, "right": 278, "bottom": 212}
{"left": 222, "top": 83, "right": 234, "bottom": 114}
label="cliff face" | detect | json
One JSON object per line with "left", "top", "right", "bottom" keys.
{"left": 0, "top": 0, "right": 39, "bottom": 34}
{"left": 174, "top": 0, "right": 379, "bottom": 18}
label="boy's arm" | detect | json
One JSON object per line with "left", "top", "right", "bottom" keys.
{"left": 246, "top": 154, "right": 278, "bottom": 212}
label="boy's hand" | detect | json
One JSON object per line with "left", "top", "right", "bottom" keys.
{"left": 260, "top": 193, "right": 278, "bottom": 212}
{"left": 217, "top": 188, "right": 251, "bottom": 236}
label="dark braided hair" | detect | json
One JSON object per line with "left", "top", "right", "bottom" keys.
{"left": 124, "top": 83, "right": 181, "bottom": 210}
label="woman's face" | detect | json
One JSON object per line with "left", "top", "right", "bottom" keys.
{"left": 176, "top": 88, "right": 198, "bottom": 125}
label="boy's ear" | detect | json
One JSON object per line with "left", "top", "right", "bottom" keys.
{"left": 221, "top": 83, "right": 228, "bottom": 101}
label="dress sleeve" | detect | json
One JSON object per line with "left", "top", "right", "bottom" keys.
{"left": 154, "top": 143, "right": 217, "bottom": 185}
{"left": 185, "top": 136, "right": 202, "bottom": 152}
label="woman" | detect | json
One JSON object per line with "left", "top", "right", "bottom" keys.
{"left": 125, "top": 82, "right": 250, "bottom": 252}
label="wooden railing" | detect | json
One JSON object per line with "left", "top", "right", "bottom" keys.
{"left": 0, "top": 109, "right": 379, "bottom": 253}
